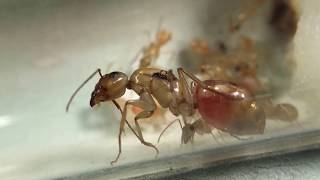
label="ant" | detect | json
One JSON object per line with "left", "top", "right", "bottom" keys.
{"left": 66, "top": 66, "right": 267, "bottom": 164}
{"left": 137, "top": 26, "right": 172, "bottom": 68}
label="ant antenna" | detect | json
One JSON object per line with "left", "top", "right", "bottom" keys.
{"left": 157, "top": 118, "right": 182, "bottom": 143}
{"left": 66, "top": 69, "right": 102, "bottom": 112}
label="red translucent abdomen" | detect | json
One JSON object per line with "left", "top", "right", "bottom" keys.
{"left": 195, "top": 80, "right": 243, "bottom": 129}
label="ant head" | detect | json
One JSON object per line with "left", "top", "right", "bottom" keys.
{"left": 181, "top": 123, "right": 196, "bottom": 144}
{"left": 90, "top": 72, "right": 128, "bottom": 107}
{"left": 156, "top": 29, "right": 172, "bottom": 46}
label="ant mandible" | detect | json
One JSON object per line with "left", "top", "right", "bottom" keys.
{"left": 66, "top": 66, "right": 266, "bottom": 164}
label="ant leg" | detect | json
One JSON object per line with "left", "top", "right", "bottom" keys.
{"left": 177, "top": 67, "right": 227, "bottom": 108}
{"left": 177, "top": 68, "right": 244, "bottom": 101}
{"left": 210, "top": 132, "right": 220, "bottom": 144}
{"left": 157, "top": 118, "right": 182, "bottom": 143}
{"left": 112, "top": 100, "right": 139, "bottom": 137}
{"left": 178, "top": 67, "right": 232, "bottom": 89}
{"left": 177, "top": 118, "right": 183, "bottom": 129}
{"left": 122, "top": 91, "right": 159, "bottom": 155}
{"left": 178, "top": 68, "right": 205, "bottom": 87}
{"left": 110, "top": 100, "right": 141, "bottom": 165}
{"left": 110, "top": 105, "right": 126, "bottom": 165}
{"left": 177, "top": 67, "right": 195, "bottom": 107}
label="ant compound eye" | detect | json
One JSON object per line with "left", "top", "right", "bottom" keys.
{"left": 109, "top": 72, "right": 122, "bottom": 80}
{"left": 106, "top": 72, "right": 128, "bottom": 83}
{"left": 109, "top": 72, "right": 118, "bottom": 77}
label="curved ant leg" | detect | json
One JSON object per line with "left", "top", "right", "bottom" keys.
{"left": 122, "top": 91, "right": 159, "bottom": 155}
{"left": 110, "top": 100, "right": 141, "bottom": 165}
{"left": 207, "top": 129, "right": 223, "bottom": 144}
{"left": 177, "top": 68, "right": 195, "bottom": 106}
{"left": 157, "top": 118, "right": 182, "bottom": 143}
{"left": 175, "top": 68, "right": 196, "bottom": 130}
{"left": 192, "top": 119, "right": 221, "bottom": 143}
{"left": 178, "top": 68, "right": 206, "bottom": 88}
{"left": 190, "top": 133, "right": 195, "bottom": 144}
{"left": 177, "top": 68, "right": 246, "bottom": 101}
{"left": 210, "top": 131, "right": 220, "bottom": 144}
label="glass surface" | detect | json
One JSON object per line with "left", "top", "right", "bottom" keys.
{"left": 0, "top": 0, "right": 319, "bottom": 179}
